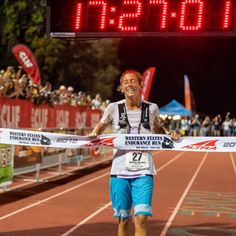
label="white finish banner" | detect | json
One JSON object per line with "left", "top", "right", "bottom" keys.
{"left": 0, "top": 128, "right": 236, "bottom": 152}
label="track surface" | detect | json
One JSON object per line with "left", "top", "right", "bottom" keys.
{"left": 0, "top": 151, "right": 236, "bottom": 236}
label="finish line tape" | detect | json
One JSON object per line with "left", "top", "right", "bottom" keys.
{"left": 0, "top": 128, "right": 235, "bottom": 152}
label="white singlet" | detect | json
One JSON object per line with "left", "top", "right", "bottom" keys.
{"left": 101, "top": 99, "right": 160, "bottom": 178}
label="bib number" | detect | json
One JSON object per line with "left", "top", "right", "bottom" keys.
{"left": 125, "top": 152, "right": 150, "bottom": 171}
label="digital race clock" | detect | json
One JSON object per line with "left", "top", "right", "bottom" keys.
{"left": 46, "top": 0, "right": 236, "bottom": 37}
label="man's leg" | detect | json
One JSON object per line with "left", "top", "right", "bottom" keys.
{"left": 132, "top": 175, "right": 154, "bottom": 236}
{"left": 134, "top": 215, "right": 148, "bottom": 236}
{"left": 110, "top": 177, "right": 132, "bottom": 236}
{"left": 118, "top": 218, "right": 132, "bottom": 236}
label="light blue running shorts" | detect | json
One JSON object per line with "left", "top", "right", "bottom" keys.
{"left": 109, "top": 175, "right": 154, "bottom": 219}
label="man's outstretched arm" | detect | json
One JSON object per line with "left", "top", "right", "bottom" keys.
{"left": 88, "top": 121, "right": 109, "bottom": 138}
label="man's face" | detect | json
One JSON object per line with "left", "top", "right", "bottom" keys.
{"left": 121, "top": 73, "right": 142, "bottom": 98}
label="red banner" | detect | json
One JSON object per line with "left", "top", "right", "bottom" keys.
{"left": 11, "top": 44, "right": 41, "bottom": 85}
{"left": 141, "top": 67, "right": 156, "bottom": 100}
{"left": 0, "top": 98, "right": 101, "bottom": 129}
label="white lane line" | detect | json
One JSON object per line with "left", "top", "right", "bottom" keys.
{"left": 61, "top": 202, "right": 112, "bottom": 236}
{"left": 160, "top": 152, "right": 208, "bottom": 236}
{"left": 0, "top": 172, "right": 110, "bottom": 221}
{"left": 230, "top": 153, "right": 236, "bottom": 176}
{"left": 61, "top": 152, "right": 185, "bottom": 236}
{"left": 157, "top": 152, "right": 186, "bottom": 172}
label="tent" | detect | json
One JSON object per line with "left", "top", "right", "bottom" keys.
{"left": 159, "top": 99, "right": 192, "bottom": 116}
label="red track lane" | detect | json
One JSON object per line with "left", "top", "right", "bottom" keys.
{"left": 163, "top": 152, "right": 236, "bottom": 236}
{"left": 0, "top": 151, "right": 235, "bottom": 236}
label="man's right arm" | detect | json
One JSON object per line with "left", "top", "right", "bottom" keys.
{"left": 89, "top": 121, "right": 109, "bottom": 138}
{"left": 89, "top": 102, "right": 113, "bottom": 138}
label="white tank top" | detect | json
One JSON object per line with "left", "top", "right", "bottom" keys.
{"left": 101, "top": 99, "right": 160, "bottom": 178}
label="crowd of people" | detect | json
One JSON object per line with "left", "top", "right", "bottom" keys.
{"left": 0, "top": 66, "right": 110, "bottom": 111}
{"left": 1, "top": 65, "right": 235, "bottom": 137}
{"left": 165, "top": 112, "right": 236, "bottom": 137}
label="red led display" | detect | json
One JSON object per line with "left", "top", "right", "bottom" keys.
{"left": 47, "top": 0, "right": 235, "bottom": 37}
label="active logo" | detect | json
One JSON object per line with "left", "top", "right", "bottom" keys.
{"left": 182, "top": 140, "right": 218, "bottom": 150}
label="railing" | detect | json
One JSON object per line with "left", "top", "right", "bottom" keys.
{"left": 1, "top": 142, "right": 112, "bottom": 192}
{"left": 0, "top": 97, "right": 106, "bottom": 192}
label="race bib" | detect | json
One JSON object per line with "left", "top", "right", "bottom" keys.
{"left": 125, "top": 152, "right": 150, "bottom": 171}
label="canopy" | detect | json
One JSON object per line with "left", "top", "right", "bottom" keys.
{"left": 159, "top": 99, "right": 192, "bottom": 116}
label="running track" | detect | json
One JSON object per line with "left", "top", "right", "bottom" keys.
{"left": 0, "top": 151, "right": 236, "bottom": 236}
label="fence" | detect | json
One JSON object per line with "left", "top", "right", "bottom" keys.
{"left": 0, "top": 98, "right": 110, "bottom": 192}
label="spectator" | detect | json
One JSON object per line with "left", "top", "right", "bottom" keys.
{"left": 200, "top": 116, "right": 211, "bottom": 136}
{"left": 3, "top": 77, "right": 21, "bottom": 99}
{"left": 191, "top": 114, "right": 201, "bottom": 136}
{"left": 100, "top": 99, "right": 111, "bottom": 112}
{"left": 222, "top": 117, "right": 231, "bottom": 136}
{"left": 86, "top": 94, "right": 92, "bottom": 107}
{"left": 70, "top": 93, "right": 78, "bottom": 106}
{"left": 229, "top": 118, "right": 235, "bottom": 136}
{"left": 181, "top": 117, "right": 191, "bottom": 136}
{"left": 66, "top": 86, "right": 75, "bottom": 105}
{"left": 2, "top": 66, "right": 16, "bottom": 81}
{"left": 0, "top": 73, "right": 5, "bottom": 96}
{"left": 233, "top": 118, "right": 236, "bottom": 136}
{"left": 91, "top": 93, "right": 102, "bottom": 109}
{"left": 58, "top": 85, "right": 68, "bottom": 104}
{"left": 29, "top": 83, "right": 40, "bottom": 104}
{"left": 18, "top": 74, "right": 30, "bottom": 99}
{"left": 169, "top": 117, "right": 180, "bottom": 133}
{"left": 77, "top": 91, "right": 87, "bottom": 106}
{"left": 38, "top": 82, "right": 53, "bottom": 105}
{"left": 211, "top": 115, "right": 221, "bottom": 136}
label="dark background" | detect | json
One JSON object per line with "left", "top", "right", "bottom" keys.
{"left": 117, "top": 37, "right": 236, "bottom": 116}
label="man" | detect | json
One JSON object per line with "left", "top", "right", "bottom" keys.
{"left": 89, "top": 70, "right": 177, "bottom": 236}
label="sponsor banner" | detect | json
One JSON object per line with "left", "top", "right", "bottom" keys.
{"left": 113, "top": 135, "right": 236, "bottom": 152}
{"left": 42, "top": 129, "right": 68, "bottom": 156}
{"left": 0, "top": 128, "right": 236, "bottom": 152}
{"left": 12, "top": 44, "right": 41, "bottom": 85}
{"left": 0, "top": 97, "right": 100, "bottom": 129}
{"left": 184, "top": 74, "right": 192, "bottom": 111}
{"left": 141, "top": 67, "right": 156, "bottom": 101}
{"left": 0, "top": 144, "right": 13, "bottom": 187}
{"left": 0, "top": 128, "right": 89, "bottom": 148}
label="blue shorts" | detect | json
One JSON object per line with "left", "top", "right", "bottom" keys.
{"left": 109, "top": 175, "right": 154, "bottom": 219}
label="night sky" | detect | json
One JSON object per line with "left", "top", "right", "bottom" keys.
{"left": 117, "top": 37, "right": 236, "bottom": 116}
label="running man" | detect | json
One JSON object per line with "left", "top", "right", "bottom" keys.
{"left": 89, "top": 70, "right": 178, "bottom": 236}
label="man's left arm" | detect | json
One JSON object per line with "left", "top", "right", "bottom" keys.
{"left": 154, "top": 117, "right": 180, "bottom": 140}
{"left": 153, "top": 117, "right": 168, "bottom": 134}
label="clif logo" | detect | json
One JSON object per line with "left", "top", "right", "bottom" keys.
{"left": 182, "top": 140, "right": 218, "bottom": 150}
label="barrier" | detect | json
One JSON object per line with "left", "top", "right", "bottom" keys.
{"left": 1, "top": 143, "right": 112, "bottom": 192}
{"left": 0, "top": 97, "right": 101, "bottom": 129}
{"left": 0, "top": 97, "right": 105, "bottom": 191}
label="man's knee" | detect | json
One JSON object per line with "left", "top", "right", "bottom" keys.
{"left": 119, "top": 218, "right": 131, "bottom": 228}
{"left": 134, "top": 215, "right": 148, "bottom": 228}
